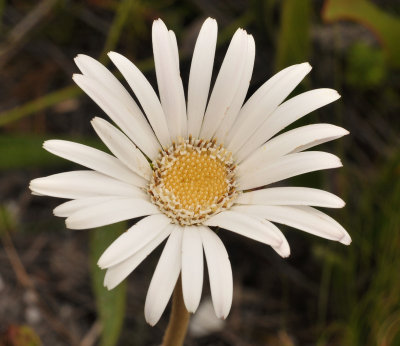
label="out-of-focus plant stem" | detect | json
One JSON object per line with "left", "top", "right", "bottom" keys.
{"left": 99, "top": 0, "right": 136, "bottom": 64}
{"left": 162, "top": 277, "right": 190, "bottom": 346}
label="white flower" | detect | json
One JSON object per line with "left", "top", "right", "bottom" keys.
{"left": 30, "top": 18, "right": 351, "bottom": 326}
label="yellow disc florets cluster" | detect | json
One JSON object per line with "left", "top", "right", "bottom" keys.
{"left": 148, "top": 137, "right": 238, "bottom": 225}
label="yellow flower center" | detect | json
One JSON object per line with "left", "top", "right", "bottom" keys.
{"left": 148, "top": 138, "right": 238, "bottom": 225}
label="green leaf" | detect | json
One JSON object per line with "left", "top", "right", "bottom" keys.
{"left": 89, "top": 224, "right": 127, "bottom": 346}
{"left": 275, "top": 0, "right": 311, "bottom": 71}
{"left": 322, "top": 0, "right": 400, "bottom": 68}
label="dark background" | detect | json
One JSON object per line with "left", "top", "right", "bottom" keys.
{"left": 0, "top": 0, "right": 399, "bottom": 345}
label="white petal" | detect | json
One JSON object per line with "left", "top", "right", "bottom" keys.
{"left": 199, "top": 29, "right": 248, "bottom": 140}
{"left": 238, "top": 151, "right": 342, "bottom": 190}
{"left": 205, "top": 210, "right": 283, "bottom": 249}
{"left": 169, "top": 30, "right": 180, "bottom": 72}
{"left": 239, "top": 123, "right": 348, "bottom": 168}
{"left": 30, "top": 171, "right": 145, "bottom": 199}
{"left": 74, "top": 55, "right": 153, "bottom": 131}
{"left": 199, "top": 226, "right": 232, "bottom": 319}
{"left": 152, "top": 19, "right": 187, "bottom": 140}
{"left": 91, "top": 117, "right": 152, "bottom": 180}
{"left": 181, "top": 226, "right": 204, "bottom": 313}
{"left": 54, "top": 196, "right": 122, "bottom": 217}
{"left": 72, "top": 74, "right": 160, "bottom": 158}
{"left": 232, "top": 205, "right": 351, "bottom": 244}
{"left": 98, "top": 214, "right": 172, "bottom": 268}
{"left": 259, "top": 219, "right": 291, "bottom": 258}
{"left": 145, "top": 226, "right": 183, "bottom": 326}
{"left": 215, "top": 34, "right": 255, "bottom": 143}
{"left": 65, "top": 197, "right": 160, "bottom": 230}
{"left": 236, "top": 187, "right": 345, "bottom": 208}
{"left": 237, "top": 89, "right": 341, "bottom": 159}
{"left": 108, "top": 52, "right": 171, "bottom": 148}
{"left": 103, "top": 224, "right": 172, "bottom": 290}
{"left": 227, "top": 63, "right": 312, "bottom": 153}
{"left": 187, "top": 18, "right": 218, "bottom": 138}
{"left": 43, "top": 140, "right": 145, "bottom": 186}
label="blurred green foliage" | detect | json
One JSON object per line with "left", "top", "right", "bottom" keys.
{"left": 346, "top": 42, "right": 386, "bottom": 88}
{"left": 323, "top": 0, "right": 400, "bottom": 68}
{"left": 90, "top": 224, "right": 127, "bottom": 346}
{"left": 275, "top": 0, "right": 311, "bottom": 71}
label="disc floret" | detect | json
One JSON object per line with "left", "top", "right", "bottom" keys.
{"left": 148, "top": 137, "right": 238, "bottom": 225}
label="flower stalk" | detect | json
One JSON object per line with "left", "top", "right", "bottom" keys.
{"left": 162, "top": 277, "right": 190, "bottom": 346}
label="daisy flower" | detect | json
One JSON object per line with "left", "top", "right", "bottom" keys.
{"left": 30, "top": 18, "right": 351, "bottom": 326}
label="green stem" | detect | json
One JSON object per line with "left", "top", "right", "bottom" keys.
{"left": 162, "top": 277, "right": 190, "bottom": 346}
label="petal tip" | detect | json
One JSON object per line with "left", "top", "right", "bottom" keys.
{"left": 339, "top": 232, "right": 352, "bottom": 245}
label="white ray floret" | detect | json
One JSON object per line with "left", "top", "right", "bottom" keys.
{"left": 200, "top": 226, "right": 233, "bottom": 319}
{"left": 30, "top": 171, "right": 145, "bottom": 199}
{"left": 238, "top": 151, "right": 342, "bottom": 190}
{"left": 65, "top": 197, "right": 160, "bottom": 230}
{"left": 145, "top": 226, "right": 183, "bottom": 326}
{"left": 152, "top": 19, "right": 187, "bottom": 140}
{"left": 43, "top": 140, "right": 146, "bottom": 186}
{"left": 187, "top": 18, "right": 218, "bottom": 138}
{"left": 104, "top": 225, "right": 172, "bottom": 290}
{"left": 72, "top": 73, "right": 160, "bottom": 159}
{"left": 182, "top": 226, "right": 204, "bottom": 313}
{"left": 236, "top": 187, "right": 345, "bottom": 208}
{"left": 98, "top": 214, "right": 171, "bottom": 268}
{"left": 200, "top": 29, "right": 249, "bottom": 139}
{"left": 91, "top": 117, "right": 152, "bottom": 180}
{"left": 30, "top": 17, "right": 351, "bottom": 326}
{"left": 239, "top": 123, "right": 348, "bottom": 168}
{"left": 226, "top": 62, "right": 312, "bottom": 153}
{"left": 108, "top": 52, "right": 171, "bottom": 148}
{"left": 237, "top": 88, "right": 341, "bottom": 160}
{"left": 74, "top": 54, "right": 153, "bottom": 132}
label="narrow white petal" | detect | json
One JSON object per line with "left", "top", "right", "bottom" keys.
{"left": 199, "top": 29, "right": 248, "bottom": 140}
{"left": 215, "top": 34, "right": 255, "bottom": 143}
{"left": 108, "top": 52, "right": 171, "bottom": 148}
{"left": 152, "top": 19, "right": 187, "bottom": 140}
{"left": 30, "top": 171, "right": 145, "bottom": 199}
{"left": 43, "top": 140, "right": 146, "bottom": 186}
{"left": 73, "top": 74, "right": 160, "bottom": 158}
{"left": 74, "top": 55, "right": 152, "bottom": 131}
{"left": 239, "top": 123, "right": 348, "bottom": 168}
{"left": 259, "top": 219, "right": 291, "bottom": 258}
{"left": 237, "top": 89, "right": 341, "bottom": 159}
{"left": 98, "top": 214, "right": 172, "bottom": 268}
{"left": 103, "top": 224, "right": 172, "bottom": 290}
{"left": 181, "top": 226, "right": 203, "bottom": 313}
{"left": 91, "top": 117, "right": 152, "bottom": 180}
{"left": 238, "top": 151, "right": 342, "bottom": 190}
{"left": 227, "top": 63, "right": 312, "bottom": 153}
{"left": 66, "top": 197, "right": 160, "bottom": 230}
{"left": 205, "top": 210, "right": 283, "bottom": 248}
{"left": 54, "top": 196, "right": 122, "bottom": 217}
{"left": 199, "top": 226, "right": 232, "bottom": 319}
{"left": 169, "top": 30, "right": 180, "bottom": 72}
{"left": 187, "top": 18, "right": 218, "bottom": 138}
{"left": 145, "top": 226, "right": 183, "bottom": 326}
{"left": 232, "top": 204, "right": 351, "bottom": 244}
{"left": 236, "top": 187, "right": 345, "bottom": 208}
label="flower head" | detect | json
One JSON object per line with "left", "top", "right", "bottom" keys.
{"left": 30, "top": 17, "right": 351, "bottom": 326}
